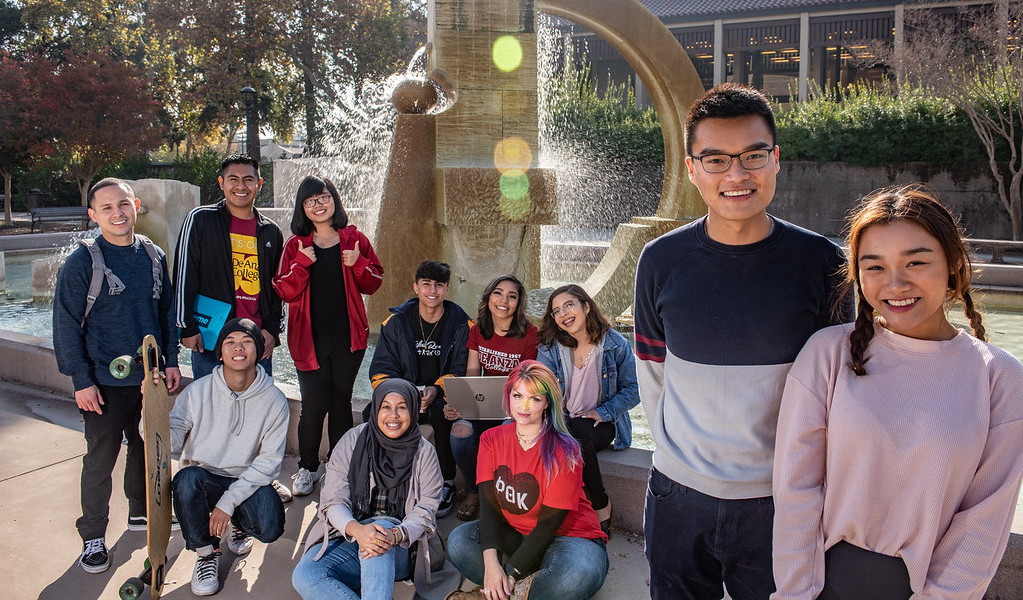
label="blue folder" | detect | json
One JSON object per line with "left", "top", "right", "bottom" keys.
{"left": 192, "top": 294, "right": 232, "bottom": 350}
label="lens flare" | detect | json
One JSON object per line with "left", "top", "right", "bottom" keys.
{"left": 493, "top": 137, "right": 532, "bottom": 172}
{"left": 500, "top": 170, "right": 530, "bottom": 200}
{"left": 493, "top": 35, "right": 523, "bottom": 72}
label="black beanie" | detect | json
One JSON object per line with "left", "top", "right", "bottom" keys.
{"left": 215, "top": 317, "right": 265, "bottom": 361}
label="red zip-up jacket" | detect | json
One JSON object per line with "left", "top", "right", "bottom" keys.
{"left": 273, "top": 226, "right": 384, "bottom": 371}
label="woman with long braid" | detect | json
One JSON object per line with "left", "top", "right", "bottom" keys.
{"left": 772, "top": 185, "right": 1023, "bottom": 599}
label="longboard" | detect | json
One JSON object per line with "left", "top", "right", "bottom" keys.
{"left": 120, "top": 335, "right": 171, "bottom": 599}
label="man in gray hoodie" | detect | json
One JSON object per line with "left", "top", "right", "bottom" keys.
{"left": 169, "top": 318, "right": 289, "bottom": 596}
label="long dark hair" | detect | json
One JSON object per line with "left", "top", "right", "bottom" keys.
{"left": 844, "top": 184, "right": 985, "bottom": 376}
{"left": 538, "top": 284, "right": 611, "bottom": 348}
{"left": 476, "top": 275, "right": 529, "bottom": 339}
{"left": 290, "top": 175, "right": 348, "bottom": 236}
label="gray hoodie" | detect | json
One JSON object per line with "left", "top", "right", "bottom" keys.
{"left": 169, "top": 365, "right": 289, "bottom": 515}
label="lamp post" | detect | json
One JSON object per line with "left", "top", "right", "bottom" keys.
{"left": 240, "top": 86, "right": 260, "bottom": 163}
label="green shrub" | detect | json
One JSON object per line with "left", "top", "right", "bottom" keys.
{"left": 543, "top": 62, "right": 665, "bottom": 162}
{"left": 775, "top": 83, "right": 988, "bottom": 166}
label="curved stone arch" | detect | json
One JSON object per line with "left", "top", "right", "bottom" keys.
{"left": 537, "top": 0, "right": 707, "bottom": 318}
{"left": 537, "top": 0, "right": 705, "bottom": 220}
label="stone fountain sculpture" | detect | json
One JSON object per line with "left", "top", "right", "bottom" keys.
{"left": 366, "top": 0, "right": 557, "bottom": 324}
{"left": 367, "top": 0, "right": 707, "bottom": 325}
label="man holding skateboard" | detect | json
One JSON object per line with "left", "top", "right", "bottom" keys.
{"left": 169, "top": 318, "right": 289, "bottom": 596}
{"left": 53, "top": 177, "right": 180, "bottom": 574}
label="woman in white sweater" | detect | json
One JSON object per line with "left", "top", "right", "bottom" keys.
{"left": 772, "top": 185, "right": 1023, "bottom": 600}
{"left": 292, "top": 378, "right": 458, "bottom": 600}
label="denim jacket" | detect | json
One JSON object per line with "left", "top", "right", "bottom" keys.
{"left": 537, "top": 328, "right": 640, "bottom": 450}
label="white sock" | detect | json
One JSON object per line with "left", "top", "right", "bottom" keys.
{"left": 196, "top": 545, "right": 214, "bottom": 557}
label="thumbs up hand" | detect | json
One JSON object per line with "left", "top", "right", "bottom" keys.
{"left": 298, "top": 239, "right": 316, "bottom": 262}
{"left": 342, "top": 240, "right": 360, "bottom": 267}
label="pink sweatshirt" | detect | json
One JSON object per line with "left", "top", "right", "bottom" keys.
{"left": 772, "top": 322, "right": 1023, "bottom": 599}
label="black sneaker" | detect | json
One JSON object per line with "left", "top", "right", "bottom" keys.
{"left": 80, "top": 537, "right": 110, "bottom": 573}
{"left": 128, "top": 514, "right": 181, "bottom": 531}
{"left": 436, "top": 482, "right": 457, "bottom": 518}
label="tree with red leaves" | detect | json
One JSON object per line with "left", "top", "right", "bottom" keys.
{"left": 29, "top": 52, "right": 164, "bottom": 206}
{"left": 0, "top": 52, "right": 43, "bottom": 225}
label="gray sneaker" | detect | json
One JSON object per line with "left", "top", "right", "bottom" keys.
{"left": 190, "top": 549, "right": 221, "bottom": 596}
{"left": 227, "top": 524, "right": 253, "bottom": 556}
{"left": 291, "top": 468, "right": 318, "bottom": 496}
{"left": 271, "top": 479, "right": 293, "bottom": 503}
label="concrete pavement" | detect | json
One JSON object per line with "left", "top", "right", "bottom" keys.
{"left": 0, "top": 380, "right": 650, "bottom": 600}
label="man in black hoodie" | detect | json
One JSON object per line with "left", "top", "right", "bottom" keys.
{"left": 369, "top": 260, "right": 472, "bottom": 517}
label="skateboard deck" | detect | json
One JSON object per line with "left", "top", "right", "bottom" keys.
{"left": 141, "top": 334, "right": 171, "bottom": 599}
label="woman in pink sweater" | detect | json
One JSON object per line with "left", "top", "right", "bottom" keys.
{"left": 772, "top": 185, "right": 1023, "bottom": 600}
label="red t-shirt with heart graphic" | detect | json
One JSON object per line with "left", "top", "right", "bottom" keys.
{"left": 477, "top": 423, "right": 607, "bottom": 541}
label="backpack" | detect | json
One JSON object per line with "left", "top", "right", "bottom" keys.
{"left": 79, "top": 234, "right": 163, "bottom": 326}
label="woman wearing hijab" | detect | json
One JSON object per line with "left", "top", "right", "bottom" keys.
{"left": 293, "top": 379, "right": 458, "bottom": 600}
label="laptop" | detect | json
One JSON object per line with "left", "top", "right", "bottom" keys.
{"left": 444, "top": 376, "right": 508, "bottom": 420}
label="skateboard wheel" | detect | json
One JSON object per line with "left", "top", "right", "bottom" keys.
{"left": 118, "top": 577, "right": 145, "bottom": 600}
{"left": 110, "top": 355, "right": 133, "bottom": 379}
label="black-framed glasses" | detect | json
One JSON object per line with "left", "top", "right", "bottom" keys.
{"left": 692, "top": 148, "right": 773, "bottom": 173}
{"left": 302, "top": 193, "right": 333, "bottom": 208}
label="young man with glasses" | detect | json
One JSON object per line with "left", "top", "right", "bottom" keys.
{"left": 633, "top": 83, "right": 851, "bottom": 600}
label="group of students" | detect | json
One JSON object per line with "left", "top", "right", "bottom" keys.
{"left": 52, "top": 80, "right": 1023, "bottom": 600}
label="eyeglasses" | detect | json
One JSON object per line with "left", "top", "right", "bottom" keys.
{"left": 302, "top": 193, "right": 332, "bottom": 208}
{"left": 550, "top": 299, "right": 578, "bottom": 319}
{"left": 692, "top": 148, "right": 773, "bottom": 173}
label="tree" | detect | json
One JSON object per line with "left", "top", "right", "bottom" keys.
{"left": 889, "top": 1, "right": 1023, "bottom": 239}
{"left": 0, "top": 53, "right": 43, "bottom": 224}
{"left": 28, "top": 52, "right": 164, "bottom": 205}
{"left": 149, "top": 0, "right": 423, "bottom": 156}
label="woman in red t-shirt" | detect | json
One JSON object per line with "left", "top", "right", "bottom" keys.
{"left": 446, "top": 361, "right": 609, "bottom": 600}
{"left": 444, "top": 275, "right": 538, "bottom": 521}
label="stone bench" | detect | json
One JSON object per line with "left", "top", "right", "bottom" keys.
{"left": 970, "top": 238, "right": 1023, "bottom": 264}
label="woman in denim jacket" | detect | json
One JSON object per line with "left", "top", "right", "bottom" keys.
{"left": 536, "top": 284, "right": 639, "bottom": 535}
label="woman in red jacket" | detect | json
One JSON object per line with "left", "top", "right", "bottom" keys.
{"left": 274, "top": 175, "right": 384, "bottom": 497}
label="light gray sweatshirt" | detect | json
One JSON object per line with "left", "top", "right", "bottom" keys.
{"left": 169, "top": 365, "right": 289, "bottom": 515}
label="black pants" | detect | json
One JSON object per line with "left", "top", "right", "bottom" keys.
{"left": 422, "top": 398, "right": 456, "bottom": 481}
{"left": 817, "top": 541, "right": 912, "bottom": 600}
{"left": 77, "top": 384, "right": 146, "bottom": 541}
{"left": 295, "top": 344, "right": 366, "bottom": 472}
{"left": 567, "top": 416, "right": 616, "bottom": 510}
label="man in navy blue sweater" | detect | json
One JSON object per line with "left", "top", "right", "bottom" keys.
{"left": 53, "top": 178, "right": 179, "bottom": 574}
{"left": 634, "top": 84, "right": 851, "bottom": 600}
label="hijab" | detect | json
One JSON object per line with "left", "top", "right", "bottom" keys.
{"left": 348, "top": 378, "right": 422, "bottom": 521}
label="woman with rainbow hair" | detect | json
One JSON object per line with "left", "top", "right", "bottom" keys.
{"left": 445, "top": 361, "right": 609, "bottom": 600}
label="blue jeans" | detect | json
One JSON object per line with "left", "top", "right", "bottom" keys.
{"left": 447, "top": 520, "right": 608, "bottom": 600}
{"left": 171, "top": 466, "right": 285, "bottom": 551}
{"left": 644, "top": 467, "right": 775, "bottom": 600}
{"left": 191, "top": 349, "right": 272, "bottom": 380}
{"left": 292, "top": 517, "right": 412, "bottom": 600}
{"left": 450, "top": 419, "right": 502, "bottom": 493}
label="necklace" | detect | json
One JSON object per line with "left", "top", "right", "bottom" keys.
{"left": 419, "top": 314, "right": 441, "bottom": 345}
{"left": 516, "top": 429, "right": 539, "bottom": 446}
{"left": 573, "top": 344, "right": 594, "bottom": 367}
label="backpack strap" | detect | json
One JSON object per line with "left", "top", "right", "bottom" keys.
{"left": 135, "top": 234, "right": 163, "bottom": 300}
{"left": 79, "top": 238, "right": 125, "bottom": 326}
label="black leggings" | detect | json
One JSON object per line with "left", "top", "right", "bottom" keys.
{"left": 295, "top": 344, "right": 365, "bottom": 472}
{"left": 566, "top": 416, "right": 616, "bottom": 511}
{"left": 817, "top": 541, "right": 912, "bottom": 600}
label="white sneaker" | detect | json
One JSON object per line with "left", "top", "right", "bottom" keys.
{"left": 227, "top": 524, "right": 253, "bottom": 556}
{"left": 271, "top": 479, "right": 293, "bottom": 503}
{"left": 291, "top": 467, "right": 318, "bottom": 496}
{"left": 190, "top": 549, "right": 220, "bottom": 596}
